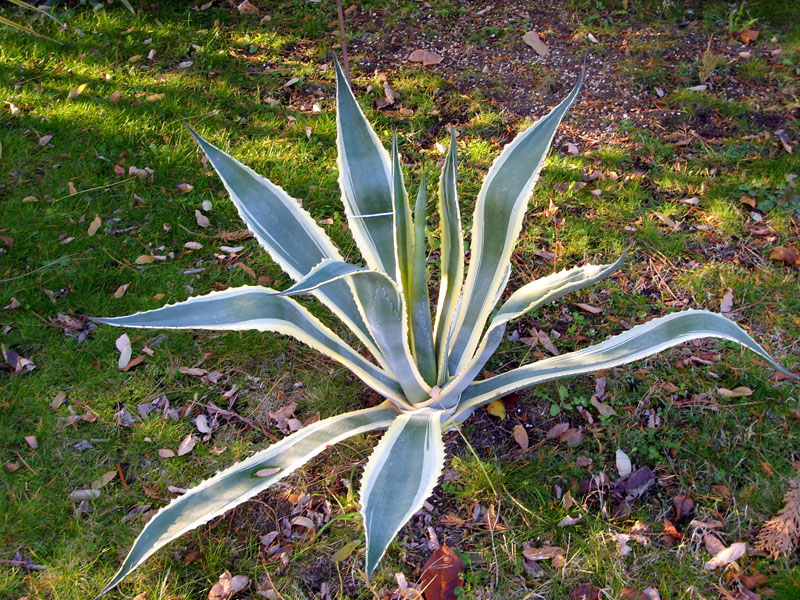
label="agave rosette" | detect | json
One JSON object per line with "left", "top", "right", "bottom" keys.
{"left": 93, "top": 61, "right": 795, "bottom": 596}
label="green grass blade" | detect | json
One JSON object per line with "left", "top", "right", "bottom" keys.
{"left": 409, "top": 169, "right": 437, "bottom": 386}
{"left": 96, "top": 401, "right": 400, "bottom": 598}
{"left": 334, "top": 57, "right": 396, "bottom": 278}
{"left": 94, "top": 286, "right": 405, "bottom": 404}
{"left": 184, "top": 123, "right": 380, "bottom": 361}
{"left": 453, "top": 310, "right": 796, "bottom": 422}
{"left": 360, "top": 408, "right": 445, "bottom": 577}
{"left": 447, "top": 67, "right": 585, "bottom": 375}
{"left": 433, "top": 127, "right": 463, "bottom": 384}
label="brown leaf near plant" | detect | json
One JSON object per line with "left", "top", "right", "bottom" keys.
{"left": 420, "top": 544, "right": 463, "bottom": 600}
{"left": 755, "top": 478, "right": 800, "bottom": 558}
{"left": 768, "top": 246, "right": 800, "bottom": 267}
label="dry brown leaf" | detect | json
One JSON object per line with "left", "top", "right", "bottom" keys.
{"left": 179, "top": 367, "right": 208, "bottom": 377}
{"left": 512, "top": 425, "right": 529, "bottom": 450}
{"left": 523, "top": 546, "right": 563, "bottom": 561}
{"left": 546, "top": 422, "right": 569, "bottom": 439}
{"left": 704, "top": 541, "right": 746, "bottom": 570}
{"left": 704, "top": 533, "right": 726, "bottom": 556}
{"left": 720, "top": 288, "right": 734, "bottom": 313}
{"left": 195, "top": 210, "right": 211, "bottom": 228}
{"left": 768, "top": 246, "right": 800, "bottom": 267}
{"left": 408, "top": 49, "right": 443, "bottom": 66}
{"left": 575, "top": 302, "right": 602, "bottom": 315}
{"left": 717, "top": 386, "right": 753, "bottom": 398}
{"left": 177, "top": 435, "right": 196, "bottom": 456}
{"left": 522, "top": 31, "right": 549, "bottom": 56}
{"left": 24, "top": 435, "right": 38, "bottom": 449}
{"left": 68, "top": 181, "right": 78, "bottom": 195}
{"left": 558, "top": 515, "right": 582, "bottom": 527}
{"left": 109, "top": 90, "right": 121, "bottom": 104}
{"left": 158, "top": 448, "right": 175, "bottom": 459}
{"left": 209, "top": 570, "right": 250, "bottom": 600}
{"left": 740, "top": 29, "right": 759, "bottom": 44}
{"left": 616, "top": 448, "right": 632, "bottom": 478}
{"left": 38, "top": 134, "right": 52, "bottom": 146}
{"left": 134, "top": 255, "right": 154, "bottom": 265}
{"left": 91, "top": 470, "right": 117, "bottom": 490}
{"left": 755, "top": 479, "right": 800, "bottom": 558}
{"left": 113, "top": 283, "right": 129, "bottom": 299}
{"left": 236, "top": 0, "right": 259, "bottom": 15}
{"left": 419, "top": 543, "right": 463, "bottom": 600}
{"left": 740, "top": 195, "right": 757, "bottom": 209}
{"left": 254, "top": 467, "right": 281, "bottom": 477}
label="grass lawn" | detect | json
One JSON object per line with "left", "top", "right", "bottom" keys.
{"left": 1, "top": 1, "right": 799, "bottom": 598}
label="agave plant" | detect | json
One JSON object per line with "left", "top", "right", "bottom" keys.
{"left": 93, "top": 61, "right": 794, "bottom": 596}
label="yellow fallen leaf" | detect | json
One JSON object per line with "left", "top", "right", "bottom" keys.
{"left": 134, "top": 255, "right": 154, "bottom": 265}
{"left": 486, "top": 399, "right": 506, "bottom": 419}
{"left": 87, "top": 215, "right": 102, "bottom": 236}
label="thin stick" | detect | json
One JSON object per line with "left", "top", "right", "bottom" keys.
{"left": 336, "top": 0, "right": 351, "bottom": 85}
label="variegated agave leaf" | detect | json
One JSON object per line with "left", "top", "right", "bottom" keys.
{"left": 94, "top": 62, "right": 796, "bottom": 598}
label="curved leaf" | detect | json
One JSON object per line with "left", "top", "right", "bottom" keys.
{"left": 94, "top": 286, "right": 405, "bottom": 405}
{"left": 452, "top": 309, "right": 796, "bottom": 422}
{"left": 447, "top": 67, "right": 585, "bottom": 375}
{"left": 184, "top": 124, "right": 380, "bottom": 361}
{"left": 360, "top": 408, "right": 445, "bottom": 577}
{"left": 96, "top": 401, "right": 400, "bottom": 598}
{"left": 334, "top": 58, "right": 396, "bottom": 277}
{"left": 410, "top": 169, "right": 437, "bottom": 385}
{"left": 272, "top": 263, "right": 431, "bottom": 403}
{"left": 433, "top": 127, "right": 463, "bottom": 384}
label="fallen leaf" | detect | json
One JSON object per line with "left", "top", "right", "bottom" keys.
{"left": 67, "top": 83, "right": 87, "bottom": 100}
{"left": 717, "top": 386, "right": 753, "bottom": 398}
{"left": 512, "top": 425, "right": 529, "bottom": 449}
{"left": 115, "top": 333, "right": 132, "bottom": 369}
{"left": 740, "top": 195, "right": 757, "bottom": 209}
{"left": 113, "top": 283, "right": 129, "bottom": 298}
{"left": 84, "top": 214, "right": 101, "bottom": 237}
{"left": 70, "top": 489, "right": 101, "bottom": 501}
{"left": 176, "top": 182, "right": 194, "bottom": 193}
{"left": 523, "top": 546, "right": 564, "bottom": 561}
{"left": 704, "top": 533, "right": 726, "bottom": 556}
{"left": 576, "top": 302, "right": 602, "bottom": 315}
{"left": 134, "top": 255, "right": 155, "bottom": 265}
{"left": 24, "top": 435, "right": 38, "bottom": 449}
{"left": 522, "top": 31, "right": 549, "bottom": 56}
{"left": 720, "top": 288, "right": 734, "bottom": 313}
{"left": 546, "top": 422, "right": 570, "bottom": 439}
{"left": 674, "top": 494, "right": 694, "bottom": 521}
{"left": 51, "top": 391, "right": 66, "bottom": 409}
{"left": 109, "top": 90, "right": 121, "bottom": 104}
{"left": 209, "top": 570, "right": 250, "bottom": 600}
{"left": 560, "top": 428, "right": 583, "bottom": 447}
{"left": 740, "top": 29, "right": 759, "bottom": 44}
{"left": 590, "top": 396, "right": 616, "bottom": 416}
{"left": 332, "top": 539, "right": 360, "bottom": 562}
{"left": 179, "top": 367, "right": 208, "bottom": 377}
{"left": 185, "top": 241, "right": 203, "bottom": 250}
{"left": 486, "top": 399, "right": 506, "bottom": 419}
{"left": 67, "top": 181, "right": 78, "bottom": 195}
{"left": 419, "top": 543, "right": 463, "bottom": 600}
{"left": 38, "top": 134, "right": 52, "bottom": 146}
{"left": 91, "top": 470, "right": 117, "bottom": 490}
{"left": 195, "top": 209, "right": 211, "bottom": 228}
{"left": 158, "top": 448, "right": 175, "bottom": 459}
{"left": 558, "top": 515, "right": 582, "bottom": 527}
{"left": 569, "top": 583, "right": 599, "bottom": 600}
{"left": 768, "top": 246, "right": 800, "bottom": 267}
{"left": 177, "top": 435, "right": 196, "bottom": 456}
{"left": 616, "top": 448, "right": 632, "bottom": 478}
{"left": 236, "top": 0, "right": 259, "bottom": 15}
{"left": 586, "top": 32, "right": 599, "bottom": 43}
{"left": 704, "top": 541, "right": 746, "bottom": 570}
{"left": 4, "top": 461, "right": 20, "bottom": 472}
{"left": 567, "top": 142, "right": 580, "bottom": 155}
{"left": 408, "top": 49, "right": 443, "bottom": 66}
